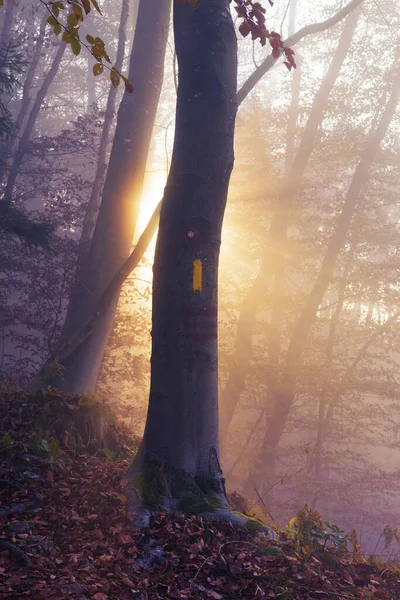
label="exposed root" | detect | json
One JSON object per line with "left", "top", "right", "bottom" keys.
{"left": 199, "top": 509, "right": 277, "bottom": 539}
{"left": 126, "top": 458, "right": 276, "bottom": 539}
{"left": 0, "top": 539, "right": 32, "bottom": 567}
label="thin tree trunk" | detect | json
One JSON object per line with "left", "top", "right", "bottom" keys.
{"left": 127, "top": 0, "right": 237, "bottom": 524}
{"left": 35, "top": 201, "right": 161, "bottom": 386}
{"left": 86, "top": 56, "right": 97, "bottom": 111}
{"left": 4, "top": 42, "right": 66, "bottom": 199}
{"left": 80, "top": 0, "right": 130, "bottom": 244}
{"left": 57, "top": 0, "right": 171, "bottom": 394}
{"left": 312, "top": 245, "right": 354, "bottom": 485}
{"left": 284, "top": 0, "right": 301, "bottom": 174}
{"left": 262, "top": 0, "right": 302, "bottom": 462}
{"left": 0, "top": 19, "right": 46, "bottom": 184}
{"left": 0, "top": 0, "right": 17, "bottom": 47}
{"left": 253, "top": 54, "right": 400, "bottom": 476}
{"left": 219, "top": 9, "right": 360, "bottom": 442}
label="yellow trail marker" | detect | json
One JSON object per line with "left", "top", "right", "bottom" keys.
{"left": 193, "top": 259, "right": 202, "bottom": 292}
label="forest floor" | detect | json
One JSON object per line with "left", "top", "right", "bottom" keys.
{"left": 1, "top": 387, "right": 400, "bottom": 600}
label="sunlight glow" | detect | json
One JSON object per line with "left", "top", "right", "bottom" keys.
{"left": 128, "top": 169, "right": 167, "bottom": 290}
{"left": 134, "top": 169, "right": 167, "bottom": 244}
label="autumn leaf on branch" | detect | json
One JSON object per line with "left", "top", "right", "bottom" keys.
{"left": 233, "top": 0, "right": 296, "bottom": 69}
{"left": 180, "top": 0, "right": 296, "bottom": 70}
{"left": 38, "top": 0, "right": 133, "bottom": 92}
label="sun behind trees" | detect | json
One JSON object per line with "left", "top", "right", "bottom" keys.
{"left": 1, "top": 0, "right": 292, "bottom": 529}
{"left": 3, "top": 0, "right": 400, "bottom": 568}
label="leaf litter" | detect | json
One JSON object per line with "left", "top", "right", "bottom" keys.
{"left": 1, "top": 387, "right": 400, "bottom": 600}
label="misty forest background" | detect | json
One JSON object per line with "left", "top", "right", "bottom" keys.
{"left": 1, "top": 0, "right": 400, "bottom": 557}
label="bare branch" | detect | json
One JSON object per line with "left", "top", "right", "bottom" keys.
{"left": 237, "top": 0, "right": 365, "bottom": 105}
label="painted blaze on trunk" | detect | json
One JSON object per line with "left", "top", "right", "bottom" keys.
{"left": 128, "top": 0, "right": 237, "bottom": 520}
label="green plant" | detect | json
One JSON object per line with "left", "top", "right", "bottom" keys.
{"left": 1, "top": 433, "right": 12, "bottom": 447}
{"left": 28, "top": 432, "right": 62, "bottom": 459}
{"left": 101, "top": 447, "right": 116, "bottom": 461}
{"left": 40, "top": 360, "right": 65, "bottom": 384}
{"left": 79, "top": 393, "right": 99, "bottom": 406}
{"left": 286, "top": 505, "right": 348, "bottom": 556}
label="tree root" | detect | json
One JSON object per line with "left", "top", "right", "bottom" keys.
{"left": 198, "top": 509, "right": 277, "bottom": 539}
{"left": 0, "top": 495, "right": 43, "bottom": 517}
{"left": 0, "top": 539, "right": 32, "bottom": 566}
{"left": 126, "top": 458, "right": 276, "bottom": 539}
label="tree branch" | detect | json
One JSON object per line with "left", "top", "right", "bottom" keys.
{"left": 237, "top": 0, "right": 364, "bottom": 105}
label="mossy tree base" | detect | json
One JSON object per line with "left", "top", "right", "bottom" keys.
{"left": 126, "top": 457, "right": 227, "bottom": 526}
{"left": 126, "top": 458, "right": 276, "bottom": 539}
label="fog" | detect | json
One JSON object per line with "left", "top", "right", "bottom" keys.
{"left": 2, "top": 0, "right": 400, "bottom": 558}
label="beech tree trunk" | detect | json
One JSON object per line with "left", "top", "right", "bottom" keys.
{"left": 80, "top": 0, "right": 130, "bottom": 245}
{"left": 128, "top": 0, "right": 237, "bottom": 520}
{"left": 57, "top": 0, "right": 171, "bottom": 393}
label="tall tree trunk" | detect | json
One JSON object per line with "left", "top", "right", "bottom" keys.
{"left": 219, "top": 9, "right": 360, "bottom": 443}
{"left": 252, "top": 53, "right": 400, "bottom": 479}
{"left": 4, "top": 41, "right": 66, "bottom": 199}
{"left": 262, "top": 0, "right": 302, "bottom": 464}
{"left": 284, "top": 0, "right": 301, "bottom": 173}
{"left": 127, "top": 0, "right": 237, "bottom": 524}
{"left": 57, "top": 0, "right": 171, "bottom": 394}
{"left": 86, "top": 56, "right": 97, "bottom": 112}
{"left": 80, "top": 0, "right": 130, "bottom": 245}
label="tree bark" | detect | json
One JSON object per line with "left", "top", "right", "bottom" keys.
{"left": 0, "top": 0, "right": 17, "bottom": 47}
{"left": 34, "top": 202, "right": 161, "bottom": 386}
{"left": 57, "top": 0, "right": 171, "bottom": 393}
{"left": 80, "top": 0, "right": 130, "bottom": 244}
{"left": 127, "top": 0, "right": 237, "bottom": 522}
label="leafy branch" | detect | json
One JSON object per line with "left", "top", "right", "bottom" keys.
{"left": 180, "top": 0, "right": 296, "bottom": 70}
{"left": 39, "top": 0, "right": 133, "bottom": 92}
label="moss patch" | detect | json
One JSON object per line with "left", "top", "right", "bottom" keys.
{"left": 129, "top": 458, "right": 226, "bottom": 516}
{"left": 244, "top": 516, "right": 265, "bottom": 532}
{"left": 234, "top": 512, "right": 266, "bottom": 532}
{"left": 130, "top": 462, "right": 168, "bottom": 511}
{"left": 176, "top": 490, "right": 224, "bottom": 516}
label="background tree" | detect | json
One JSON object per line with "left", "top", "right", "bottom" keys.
{"left": 56, "top": 0, "right": 171, "bottom": 394}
